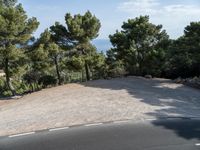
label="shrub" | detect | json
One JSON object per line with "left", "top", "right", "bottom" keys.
{"left": 38, "top": 75, "right": 57, "bottom": 88}
{"left": 108, "top": 67, "right": 126, "bottom": 78}
{"left": 14, "top": 81, "right": 30, "bottom": 94}
{"left": 107, "top": 61, "right": 126, "bottom": 78}
{"left": 23, "top": 71, "right": 40, "bottom": 84}
{"left": 0, "top": 77, "right": 7, "bottom": 96}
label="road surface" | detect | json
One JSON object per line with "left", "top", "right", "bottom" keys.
{"left": 0, "top": 119, "right": 200, "bottom": 150}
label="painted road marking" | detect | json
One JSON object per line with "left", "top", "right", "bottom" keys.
{"left": 9, "top": 132, "right": 35, "bottom": 138}
{"left": 195, "top": 143, "right": 200, "bottom": 146}
{"left": 49, "top": 127, "right": 69, "bottom": 132}
{"left": 146, "top": 118, "right": 157, "bottom": 121}
{"left": 84, "top": 123, "right": 103, "bottom": 127}
{"left": 113, "top": 120, "right": 130, "bottom": 124}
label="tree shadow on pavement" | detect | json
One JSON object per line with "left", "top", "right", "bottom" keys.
{"left": 82, "top": 76, "right": 200, "bottom": 140}
{"left": 152, "top": 119, "right": 200, "bottom": 140}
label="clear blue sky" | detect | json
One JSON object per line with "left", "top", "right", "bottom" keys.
{"left": 18, "top": 0, "right": 200, "bottom": 50}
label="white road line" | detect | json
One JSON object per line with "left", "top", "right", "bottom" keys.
{"left": 49, "top": 127, "right": 69, "bottom": 132}
{"left": 146, "top": 118, "right": 157, "bottom": 121}
{"left": 113, "top": 120, "right": 130, "bottom": 124}
{"left": 84, "top": 123, "right": 103, "bottom": 127}
{"left": 195, "top": 143, "right": 200, "bottom": 146}
{"left": 9, "top": 132, "right": 35, "bottom": 138}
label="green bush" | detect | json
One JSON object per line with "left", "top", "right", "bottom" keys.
{"left": 0, "top": 77, "right": 8, "bottom": 96}
{"left": 12, "top": 80, "right": 30, "bottom": 95}
{"left": 38, "top": 75, "right": 57, "bottom": 88}
{"left": 107, "top": 61, "right": 126, "bottom": 78}
{"left": 108, "top": 67, "right": 126, "bottom": 78}
{"left": 0, "top": 77, "right": 32, "bottom": 97}
{"left": 23, "top": 71, "right": 40, "bottom": 85}
{"left": 2, "top": 90, "right": 12, "bottom": 97}
{"left": 0, "top": 78, "right": 5, "bottom": 93}
{"left": 0, "top": 77, "right": 14, "bottom": 97}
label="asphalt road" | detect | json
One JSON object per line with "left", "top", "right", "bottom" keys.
{"left": 0, "top": 119, "right": 200, "bottom": 150}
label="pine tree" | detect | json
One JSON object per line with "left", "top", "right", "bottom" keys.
{"left": 0, "top": 0, "right": 39, "bottom": 95}
{"left": 65, "top": 11, "right": 101, "bottom": 81}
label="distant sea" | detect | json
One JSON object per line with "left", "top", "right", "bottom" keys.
{"left": 92, "top": 39, "right": 112, "bottom": 53}
{"left": 29, "top": 38, "right": 112, "bottom": 54}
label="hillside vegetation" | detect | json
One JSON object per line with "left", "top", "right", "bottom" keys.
{"left": 0, "top": 0, "right": 200, "bottom": 96}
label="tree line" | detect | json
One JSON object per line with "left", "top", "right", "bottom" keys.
{"left": 107, "top": 16, "right": 200, "bottom": 79}
{"left": 0, "top": 0, "right": 200, "bottom": 96}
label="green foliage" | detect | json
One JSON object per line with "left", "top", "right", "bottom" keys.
{"left": 2, "top": 90, "right": 12, "bottom": 97}
{"left": 65, "top": 11, "right": 101, "bottom": 81}
{"left": 0, "top": 0, "right": 17, "bottom": 7}
{"left": 107, "top": 60, "right": 126, "bottom": 78}
{"left": 107, "top": 17, "right": 200, "bottom": 79}
{"left": 29, "top": 29, "right": 65, "bottom": 85}
{"left": 12, "top": 80, "right": 29, "bottom": 94}
{"left": 65, "top": 11, "right": 101, "bottom": 43}
{"left": 0, "top": 77, "right": 30, "bottom": 96}
{"left": 0, "top": 77, "right": 6, "bottom": 95}
{"left": 0, "top": 1, "right": 39, "bottom": 95}
{"left": 1, "top": 0, "right": 200, "bottom": 98}
{"left": 165, "top": 22, "right": 200, "bottom": 78}
{"left": 108, "top": 16, "right": 169, "bottom": 77}
{"left": 89, "top": 52, "right": 107, "bottom": 79}
{"left": 50, "top": 22, "right": 72, "bottom": 50}
{"left": 38, "top": 75, "right": 57, "bottom": 88}
{"left": 67, "top": 56, "right": 84, "bottom": 71}
{"left": 23, "top": 71, "right": 41, "bottom": 85}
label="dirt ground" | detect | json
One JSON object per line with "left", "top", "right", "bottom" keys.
{"left": 0, "top": 76, "right": 200, "bottom": 136}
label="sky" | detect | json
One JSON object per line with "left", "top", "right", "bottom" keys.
{"left": 18, "top": 0, "right": 200, "bottom": 50}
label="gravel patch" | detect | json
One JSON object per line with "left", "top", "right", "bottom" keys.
{"left": 0, "top": 76, "right": 200, "bottom": 136}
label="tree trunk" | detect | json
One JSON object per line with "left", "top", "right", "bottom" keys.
{"left": 85, "top": 61, "right": 90, "bottom": 81}
{"left": 81, "top": 69, "right": 84, "bottom": 82}
{"left": 4, "top": 58, "right": 16, "bottom": 96}
{"left": 54, "top": 57, "right": 61, "bottom": 85}
{"left": 30, "top": 83, "right": 34, "bottom": 92}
